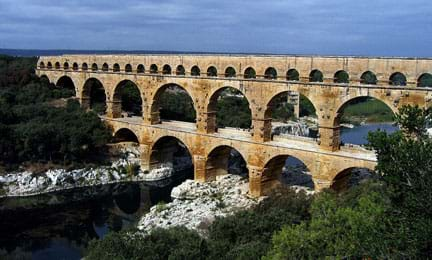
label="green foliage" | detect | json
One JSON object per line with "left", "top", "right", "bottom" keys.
{"left": 0, "top": 55, "right": 112, "bottom": 167}
{"left": 265, "top": 182, "right": 392, "bottom": 259}
{"left": 341, "top": 97, "right": 394, "bottom": 124}
{"left": 85, "top": 227, "right": 208, "bottom": 260}
{"left": 124, "top": 163, "right": 140, "bottom": 178}
{"left": 159, "top": 91, "right": 196, "bottom": 122}
{"left": 155, "top": 201, "right": 168, "bottom": 213}
{"left": 216, "top": 95, "right": 251, "bottom": 128}
{"left": 271, "top": 93, "right": 295, "bottom": 122}
{"left": 299, "top": 95, "right": 316, "bottom": 117}
{"left": 119, "top": 81, "right": 142, "bottom": 115}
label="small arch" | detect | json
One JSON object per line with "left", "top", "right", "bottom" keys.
{"left": 39, "top": 62, "right": 45, "bottom": 69}
{"left": 150, "top": 64, "right": 158, "bottom": 74}
{"left": 360, "top": 71, "right": 377, "bottom": 85}
{"left": 205, "top": 145, "right": 248, "bottom": 181}
{"left": 55, "top": 62, "right": 61, "bottom": 70}
{"left": 82, "top": 63, "right": 88, "bottom": 71}
{"left": 102, "top": 63, "right": 109, "bottom": 72}
{"left": 244, "top": 67, "right": 256, "bottom": 79}
{"left": 309, "top": 69, "right": 323, "bottom": 82}
{"left": 261, "top": 155, "right": 314, "bottom": 195}
{"left": 334, "top": 70, "right": 349, "bottom": 84}
{"left": 113, "top": 128, "right": 139, "bottom": 143}
{"left": 91, "top": 63, "right": 98, "bottom": 72}
{"left": 286, "top": 69, "right": 299, "bottom": 81}
{"left": 207, "top": 66, "right": 218, "bottom": 77}
{"left": 47, "top": 62, "right": 53, "bottom": 69}
{"left": 417, "top": 73, "right": 432, "bottom": 88}
{"left": 225, "top": 67, "right": 236, "bottom": 78}
{"left": 137, "top": 64, "right": 145, "bottom": 73}
{"left": 176, "top": 65, "right": 185, "bottom": 75}
{"left": 63, "top": 62, "right": 69, "bottom": 70}
{"left": 331, "top": 167, "right": 375, "bottom": 192}
{"left": 113, "top": 63, "right": 120, "bottom": 72}
{"left": 191, "top": 66, "right": 201, "bottom": 76}
{"left": 125, "top": 64, "right": 133, "bottom": 73}
{"left": 389, "top": 72, "right": 407, "bottom": 86}
{"left": 264, "top": 67, "right": 277, "bottom": 80}
{"left": 72, "top": 63, "right": 79, "bottom": 71}
{"left": 112, "top": 80, "right": 143, "bottom": 117}
{"left": 162, "top": 64, "right": 172, "bottom": 75}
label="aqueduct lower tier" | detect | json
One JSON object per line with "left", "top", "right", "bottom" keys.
{"left": 36, "top": 54, "right": 432, "bottom": 196}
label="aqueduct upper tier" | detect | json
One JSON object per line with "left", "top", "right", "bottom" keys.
{"left": 36, "top": 53, "right": 432, "bottom": 196}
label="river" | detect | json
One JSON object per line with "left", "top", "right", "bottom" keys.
{"left": 0, "top": 123, "right": 397, "bottom": 259}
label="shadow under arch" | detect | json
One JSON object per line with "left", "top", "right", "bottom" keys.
{"left": 149, "top": 136, "right": 194, "bottom": 179}
{"left": 113, "top": 128, "right": 139, "bottom": 143}
{"left": 206, "top": 86, "right": 252, "bottom": 133}
{"left": 331, "top": 167, "right": 375, "bottom": 192}
{"left": 112, "top": 80, "right": 143, "bottom": 118}
{"left": 150, "top": 83, "right": 197, "bottom": 124}
{"left": 205, "top": 145, "right": 249, "bottom": 181}
{"left": 261, "top": 154, "right": 314, "bottom": 195}
{"left": 56, "top": 75, "right": 77, "bottom": 96}
{"left": 82, "top": 78, "right": 107, "bottom": 114}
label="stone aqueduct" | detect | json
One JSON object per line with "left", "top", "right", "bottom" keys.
{"left": 36, "top": 54, "right": 432, "bottom": 196}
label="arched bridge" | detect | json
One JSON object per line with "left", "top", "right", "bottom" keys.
{"left": 36, "top": 54, "right": 432, "bottom": 196}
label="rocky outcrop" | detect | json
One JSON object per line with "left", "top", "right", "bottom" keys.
{"left": 137, "top": 175, "right": 260, "bottom": 236}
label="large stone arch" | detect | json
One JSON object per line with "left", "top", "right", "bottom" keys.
{"left": 204, "top": 85, "right": 253, "bottom": 133}
{"left": 113, "top": 128, "right": 140, "bottom": 143}
{"left": 330, "top": 165, "right": 376, "bottom": 192}
{"left": 148, "top": 83, "right": 197, "bottom": 124}
{"left": 148, "top": 135, "right": 194, "bottom": 171}
{"left": 205, "top": 144, "right": 249, "bottom": 181}
{"left": 81, "top": 77, "right": 108, "bottom": 112}
{"left": 111, "top": 79, "right": 144, "bottom": 118}
{"left": 56, "top": 75, "right": 78, "bottom": 96}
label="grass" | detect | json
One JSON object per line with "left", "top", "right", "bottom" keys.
{"left": 341, "top": 98, "right": 394, "bottom": 124}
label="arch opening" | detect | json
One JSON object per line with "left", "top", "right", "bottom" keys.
{"left": 191, "top": 66, "right": 201, "bottom": 76}
{"left": 176, "top": 65, "right": 185, "bottom": 76}
{"left": 150, "top": 64, "right": 158, "bottom": 74}
{"left": 162, "top": 64, "right": 172, "bottom": 75}
{"left": 225, "top": 67, "right": 236, "bottom": 78}
{"left": 82, "top": 63, "right": 88, "bottom": 71}
{"left": 56, "top": 76, "right": 76, "bottom": 97}
{"left": 82, "top": 78, "right": 107, "bottom": 114}
{"left": 113, "top": 128, "right": 139, "bottom": 143}
{"left": 55, "top": 62, "right": 61, "bottom": 70}
{"left": 390, "top": 72, "right": 407, "bottom": 86}
{"left": 261, "top": 155, "right": 314, "bottom": 195}
{"left": 286, "top": 69, "right": 299, "bottom": 81}
{"left": 73, "top": 63, "right": 79, "bottom": 71}
{"left": 418, "top": 73, "right": 432, "bottom": 88}
{"left": 113, "top": 63, "right": 120, "bottom": 72}
{"left": 47, "top": 62, "right": 52, "bottom": 69}
{"left": 206, "top": 145, "right": 248, "bottom": 181}
{"left": 113, "top": 80, "right": 143, "bottom": 118}
{"left": 207, "top": 87, "right": 251, "bottom": 132}
{"left": 102, "top": 63, "right": 109, "bottom": 72}
{"left": 63, "top": 62, "right": 69, "bottom": 70}
{"left": 137, "top": 64, "right": 145, "bottom": 73}
{"left": 336, "top": 97, "right": 397, "bottom": 146}
{"left": 151, "top": 84, "right": 196, "bottom": 124}
{"left": 331, "top": 167, "right": 375, "bottom": 192}
{"left": 266, "top": 92, "right": 318, "bottom": 140}
{"left": 91, "top": 63, "right": 98, "bottom": 72}
{"left": 207, "top": 66, "right": 218, "bottom": 77}
{"left": 309, "top": 69, "right": 323, "bottom": 82}
{"left": 334, "top": 70, "right": 349, "bottom": 84}
{"left": 39, "top": 61, "right": 45, "bottom": 69}
{"left": 264, "top": 67, "right": 277, "bottom": 80}
{"left": 360, "top": 71, "right": 377, "bottom": 85}
{"left": 149, "top": 136, "right": 194, "bottom": 180}
{"left": 125, "top": 64, "right": 132, "bottom": 73}
{"left": 244, "top": 67, "right": 256, "bottom": 79}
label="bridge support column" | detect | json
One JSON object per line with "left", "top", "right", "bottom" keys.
{"left": 139, "top": 143, "right": 152, "bottom": 171}
{"left": 318, "top": 125, "right": 340, "bottom": 151}
{"left": 287, "top": 91, "right": 300, "bottom": 119}
{"left": 248, "top": 165, "right": 264, "bottom": 197}
{"left": 312, "top": 177, "right": 332, "bottom": 191}
{"left": 193, "top": 155, "right": 207, "bottom": 182}
{"left": 196, "top": 111, "right": 216, "bottom": 133}
{"left": 252, "top": 118, "right": 272, "bottom": 142}
{"left": 107, "top": 101, "right": 122, "bottom": 118}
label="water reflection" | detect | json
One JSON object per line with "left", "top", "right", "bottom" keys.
{"left": 341, "top": 123, "right": 398, "bottom": 145}
{"left": 0, "top": 170, "right": 191, "bottom": 260}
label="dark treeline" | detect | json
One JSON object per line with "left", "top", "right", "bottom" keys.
{"left": 87, "top": 105, "right": 432, "bottom": 259}
{"left": 0, "top": 55, "right": 111, "bottom": 170}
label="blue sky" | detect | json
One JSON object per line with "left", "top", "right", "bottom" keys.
{"left": 1, "top": 0, "right": 432, "bottom": 56}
